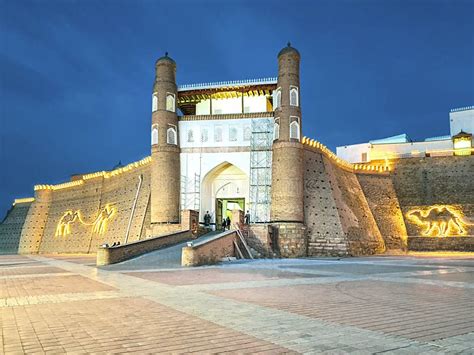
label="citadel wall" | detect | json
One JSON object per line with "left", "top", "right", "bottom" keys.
{"left": 303, "top": 147, "right": 386, "bottom": 256}
{"left": 17, "top": 158, "right": 152, "bottom": 254}
{"left": 2, "top": 145, "right": 473, "bottom": 256}
{"left": 0, "top": 200, "right": 33, "bottom": 254}
{"left": 390, "top": 156, "right": 474, "bottom": 236}
{"left": 357, "top": 174, "right": 407, "bottom": 250}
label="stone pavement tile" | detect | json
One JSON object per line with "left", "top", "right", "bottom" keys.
{"left": 0, "top": 275, "right": 116, "bottom": 298}
{"left": 124, "top": 267, "right": 317, "bottom": 286}
{"left": 282, "top": 263, "right": 440, "bottom": 275}
{"left": 210, "top": 280, "right": 474, "bottom": 342}
{"left": 0, "top": 266, "right": 70, "bottom": 277}
{"left": 42, "top": 254, "right": 96, "bottom": 266}
{"left": 21, "top": 254, "right": 473, "bottom": 353}
{"left": 0, "top": 255, "right": 33, "bottom": 262}
{"left": 0, "top": 261, "right": 45, "bottom": 268}
{"left": 1, "top": 297, "right": 293, "bottom": 354}
{"left": 407, "top": 271, "right": 474, "bottom": 283}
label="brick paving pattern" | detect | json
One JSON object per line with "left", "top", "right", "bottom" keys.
{"left": 0, "top": 275, "right": 115, "bottom": 299}
{"left": 1, "top": 298, "right": 293, "bottom": 354}
{"left": 211, "top": 280, "right": 474, "bottom": 341}
{"left": 0, "top": 253, "right": 473, "bottom": 353}
{"left": 0, "top": 266, "right": 69, "bottom": 277}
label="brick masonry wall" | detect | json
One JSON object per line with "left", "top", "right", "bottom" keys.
{"left": 182, "top": 231, "right": 237, "bottom": 266}
{"left": 0, "top": 202, "right": 32, "bottom": 254}
{"left": 391, "top": 156, "right": 474, "bottom": 236}
{"left": 408, "top": 236, "right": 474, "bottom": 251}
{"left": 242, "top": 224, "right": 273, "bottom": 257}
{"left": 304, "top": 151, "right": 347, "bottom": 256}
{"left": 304, "top": 149, "right": 385, "bottom": 256}
{"left": 18, "top": 190, "right": 52, "bottom": 254}
{"left": 273, "top": 223, "right": 307, "bottom": 257}
{"left": 357, "top": 174, "right": 407, "bottom": 250}
{"left": 18, "top": 164, "right": 151, "bottom": 254}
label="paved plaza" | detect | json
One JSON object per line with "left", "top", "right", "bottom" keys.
{"left": 1, "top": 253, "right": 473, "bottom": 354}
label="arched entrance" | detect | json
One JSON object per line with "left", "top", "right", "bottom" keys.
{"left": 201, "top": 162, "right": 249, "bottom": 229}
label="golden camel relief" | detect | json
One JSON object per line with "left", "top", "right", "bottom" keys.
{"left": 55, "top": 204, "right": 116, "bottom": 237}
{"left": 406, "top": 205, "right": 473, "bottom": 237}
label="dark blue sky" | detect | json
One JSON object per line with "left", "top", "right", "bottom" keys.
{"left": 1, "top": 0, "right": 473, "bottom": 216}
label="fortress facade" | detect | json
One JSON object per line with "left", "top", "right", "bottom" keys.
{"left": 1, "top": 45, "right": 473, "bottom": 257}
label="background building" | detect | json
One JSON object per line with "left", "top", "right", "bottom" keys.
{"left": 337, "top": 106, "right": 473, "bottom": 163}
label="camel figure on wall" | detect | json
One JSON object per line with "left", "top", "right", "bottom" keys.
{"left": 406, "top": 206, "right": 472, "bottom": 236}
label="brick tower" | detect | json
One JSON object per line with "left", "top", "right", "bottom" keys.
{"left": 150, "top": 53, "right": 181, "bottom": 228}
{"left": 270, "top": 43, "right": 306, "bottom": 257}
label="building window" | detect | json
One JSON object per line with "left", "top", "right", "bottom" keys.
{"left": 152, "top": 93, "right": 158, "bottom": 112}
{"left": 166, "top": 93, "right": 175, "bottom": 112}
{"left": 361, "top": 152, "right": 368, "bottom": 162}
{"left": 289, "top": 116, "right": 300, "bottom": 141}
{"left": 151, "top": 125, "right": 158, "bottom": 145}
{"left": 273, "top": 118, "right": 280, "bottom": 141}
{"left": 167, "top": 125, "right": 177, "bottom": 145}
{"left": 214, "top": 126, "right": 223, "bottom": 142}
{"left": 273, "top": 88, "right": 281, "bottom": 109}
{"left": 290, "top": 86, "right": 299, "bottom": 106}
{"left": 243, "top": 126, "right": 251, "bottom": 141}
{"left": 201, "top": 128, "right": 209, "bottom": 142}
{"left": 187, "top": 129, "right": 194, "bottom": 143}
{"left": 229, "top": 127, "right": 238, "bottom": 142}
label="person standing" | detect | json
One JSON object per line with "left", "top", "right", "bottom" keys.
{"left": 245, "top": 210, "right": 250, "bottom": 225}
{"left": 226, "top": 216, "right": 231, "bottom": 230}
{"left": 204, "top": 211, "right": 211, "bottom": 229}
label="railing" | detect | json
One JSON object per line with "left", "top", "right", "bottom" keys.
{"left": 97, "top": 229, "right": 193, "bottom": 266}
{"left": 178, "top": 77, "right": 277, "bottom": 91}
{"left": 179, "top": 112, "right": 274, "bottom": 121}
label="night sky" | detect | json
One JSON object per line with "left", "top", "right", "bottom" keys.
{"left": 1, "top": 0, "right": 473, "bottom": 217}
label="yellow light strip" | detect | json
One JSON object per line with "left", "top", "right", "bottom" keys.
{"left": 426, "top": 148, "right": 474, "bottom": 154}
{"left": 34, "top": 180, "right": 84, "bottom": 191}
{"left": 82, "top": 156, "right": 151, "bottom": 180}
{"left": 302, "top": 136, "right": 390, "bottom": 174}
{"left": 13, "top": 197, "right": 35, "bottom": 205}
{"left": 35, "top": 156, "right": 151, "bottom": 191}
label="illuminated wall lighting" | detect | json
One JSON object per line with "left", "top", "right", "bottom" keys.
{"left": 55, "top": 204, "right": 117, "bottom": 237}
{"left": 406, "top": 205, "right": 472, "bottom": 237}
{"left": 453, "top": 136, "right": 472, "bottom": 156}
{"left": 302, "top": 136, "right": 389, "bottom": 174}
{"left": 13, "top": 197, "right": 35, "bottom": 206}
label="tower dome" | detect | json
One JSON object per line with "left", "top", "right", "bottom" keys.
{"left": 156, "top": 52, "right": 176, "bottom": 65}
{"left": 278, "top": 42, "right": 300, "bottom": 58}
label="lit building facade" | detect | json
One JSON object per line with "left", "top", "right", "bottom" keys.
{"left": 174, "top": 79, "right": 276, "bottom": 226}
{"left": 337, "top": 106, "right": 473, "bottom": 163}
